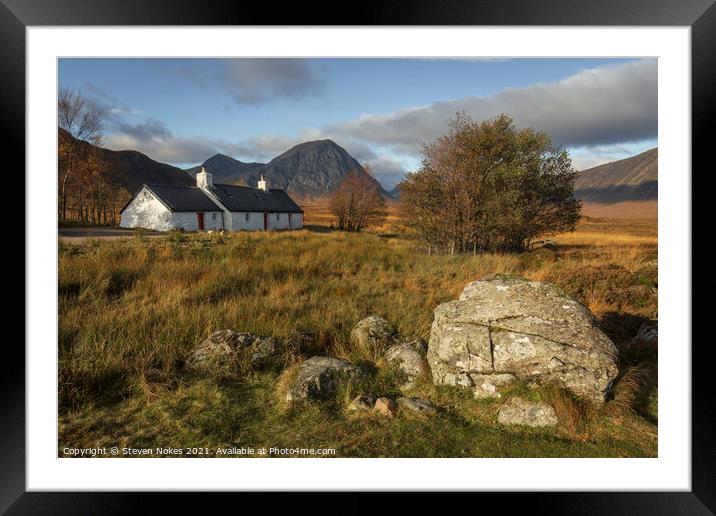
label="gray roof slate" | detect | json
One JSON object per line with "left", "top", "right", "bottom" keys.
{"left": 122, "top": 183, "right": 303, "bottom": 214}
{"left": 209, "top": 184, "right": 303, "bottom": 213}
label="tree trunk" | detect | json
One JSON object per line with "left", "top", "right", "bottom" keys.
{"left": 60, "top": 170, "right": 69, "bottom": 220}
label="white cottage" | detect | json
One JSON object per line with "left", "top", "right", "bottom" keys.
{"left": 119, "top": 168, "right": 304, "bottom": 232}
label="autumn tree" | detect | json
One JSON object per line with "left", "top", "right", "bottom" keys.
{"left": 58, "top": 87, "right": 105, "bottom": 220}
{"left": 330, "top": 169, "right": 387, "bottom": 231}
{"left": 398, "top": 113, "right": 581, "bottom": 253}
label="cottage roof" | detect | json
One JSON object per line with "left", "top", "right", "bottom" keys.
{"left": 209, "top": 184, "right": 304, "bottom": 213}
{"left": 121, "top": 183, "right": 303, "bottom": 214}
{"left": 143, "top": 184, "right": 223, "bottom": 212}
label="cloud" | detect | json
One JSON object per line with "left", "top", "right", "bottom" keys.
{"left": 228, "top": 134, "right": 307, "bottom": 161}
{"left": 101, "top": 59, "right": 657, "bottom": 186}
{"left": 325, "top": 59, "right": 657, "bottom": 153}
{"left": 360, "top": 155, "right": 409, "bottom": 190}
{"left": 217, "top": 59, "right": 325, "bottom": 104}
{"left": 83, "top": 82, "right": 143, "bottom": 118}
{"left": 569, "top": 140, "right": 657, "bottom": 170}
{"left": 104, "top": 118, "right": 244, "bottom": 165}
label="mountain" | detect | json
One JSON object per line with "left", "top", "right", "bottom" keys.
{"left": 575, "top": 148, "right": 657, "bottom": 219}
{"left": 62, "top": 131, "right": 391, "bottom": 198}
{"left": 389, "top": 185, "right": 401, "bottom": 198}
{"left": 59, "top": 128, "right": 193, "bottom": 192}
{"left": 185, "top": 153, "right": 265, "bottom": 185}
{"left": 575, "top": 148, "right": 657, "bottom": 203}
{"left": 184, "top": 140, "right": 388, "bottom": 197}
{"left": 204, "top": 140, "right": 390, "bottom": 198}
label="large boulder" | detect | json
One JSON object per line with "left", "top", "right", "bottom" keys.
{"left": 385, "top": 338, "right": 430, "bottom": 388}
{"left": 350, "top": 316, "right": 398, "bottom": 356}
{"left": 427, "top": 275, "right": 618, "bottom": 404}
{"left": 186, "top": 329, "right": 277, "bottom": 372}
{"left": 286, "top": 356, "right": 365, "bottom": 402}
{"left": 497, "top": 397, "right": 558, "bottom": 427}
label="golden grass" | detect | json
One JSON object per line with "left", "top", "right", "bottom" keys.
{"left": 58, "top": 213, "right": 658, "bottom": 457}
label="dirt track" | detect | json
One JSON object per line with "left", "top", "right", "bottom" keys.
{"left": 58, "top": 227, "right": 164, "bottom": 244}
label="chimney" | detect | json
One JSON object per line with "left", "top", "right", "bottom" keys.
{"left": 196, "top": 166, "right": 213, "bottom": 189}
{"left": 257, "top": 174, "right": 267, "bottom": 191}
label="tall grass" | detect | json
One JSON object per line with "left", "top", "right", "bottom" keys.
{"left": 58, "top": 218, "right": 658, "bottom": 457}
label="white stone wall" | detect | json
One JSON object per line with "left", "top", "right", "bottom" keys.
{"left": 119, "top": 187, "right": 223, "bottom": 232}
{"left": 229, "top": 212, "right": 265, "bottom": 231}
{"left": 269, "top": 212, "right": 289, "bottom": 230}
{"left": 170, "top": 211, "right": 224, "bottom": 232}
{"left": 225, "top": 212, "right": 303, "bottom": 231}
{"left": 289, "top": 213, "right": 304, "bottom": 230}
{"left": 204, "top": 212, "right": 224, "bottom": 231}
{"left": 120, "top": 188, "right": 174, "bottom": 231}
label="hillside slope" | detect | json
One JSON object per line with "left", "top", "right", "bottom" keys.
{"left": 185, "top": 153, "right": 265, "bottom": 184}
{"left": 575, "top": 148, "right": 657, "bottom": 204}
{"left": 59, "top": 128, "right": 193, "bottom": 193}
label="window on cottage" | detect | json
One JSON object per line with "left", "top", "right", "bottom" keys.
{"left": 245, "top": 213, "right": 250, "bottom": 221}
{"left": 212, "top": 213, "right": 217, "bottom": 220}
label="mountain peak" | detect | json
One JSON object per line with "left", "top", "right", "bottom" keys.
{"left": 204, "top": 153, "right": 238, "bottom": 165}
{"left": 186, "top": 153, "right": 265, "bottom": 181}
{"left": 259, "top": 139, "right": 389, "bottom": 197}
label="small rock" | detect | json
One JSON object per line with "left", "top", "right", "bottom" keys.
{"left": 286, "top": 356, "right": 364, "bottom": 402}
{"left": 470, "top": 373, "right": 517, "bottom": 399}
{"left": 385, "top": 340, "right": 430, "bottom": 388}
{"left": 347, "top": 394, "right": 375, "bottom": 413}
{"left": 350, "top": 316, "right": 398, "bottom": 355}
{"left": 397, "top": 397, "right": 437, "bottom": 416}
{"left": 497, "top": 397, "right": 558, "bottom": 427}
{"left": 373, "top": 397, "right": 398, "bottom": 417}
{"left": 632, "top": 321, "right": 657, "bottom": 346}
{"left": 530, "top": 239, "right": 558, "bottom": 251}
{"left": 186, "top": 329, "right": 277, "bottom": 372}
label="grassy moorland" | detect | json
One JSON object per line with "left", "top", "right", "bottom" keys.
{"left": 58, "top": 213, "right": 658, "bottom": 458}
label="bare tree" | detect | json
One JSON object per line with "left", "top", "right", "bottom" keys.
{"left": 330, "top": 169, "right": 387, "bottom": 232}
{"left": 58, "top": 87, "right": 104, "bottom": 220}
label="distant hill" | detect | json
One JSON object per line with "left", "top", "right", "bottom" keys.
{"left": 187, "top": 140, "right": 390, "bottom": 198}
{"left": 59, "top": 128, "right": 193, "bottom": 193}
{"left": 574, "top": 148, "right": 657, "bottom": 219}
{"left": 185, "top": 153, "right": 265, "bottom": 185}
{"left": 575, "top": 148, "right": 657, "bottom": 204}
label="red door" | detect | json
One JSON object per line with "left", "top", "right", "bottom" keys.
{"left": 197, "top": 212, "right": 205, "bottom": 231}
{"left": 263, "top": 212, "right": 268, "bottom": 231}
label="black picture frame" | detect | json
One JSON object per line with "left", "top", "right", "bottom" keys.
{"left": 4, "top": 0, "right": 713, "bottom": 513}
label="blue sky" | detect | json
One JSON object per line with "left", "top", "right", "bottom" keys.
{"left": 59, "top": 58, "right": 658, "bottom": 189}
